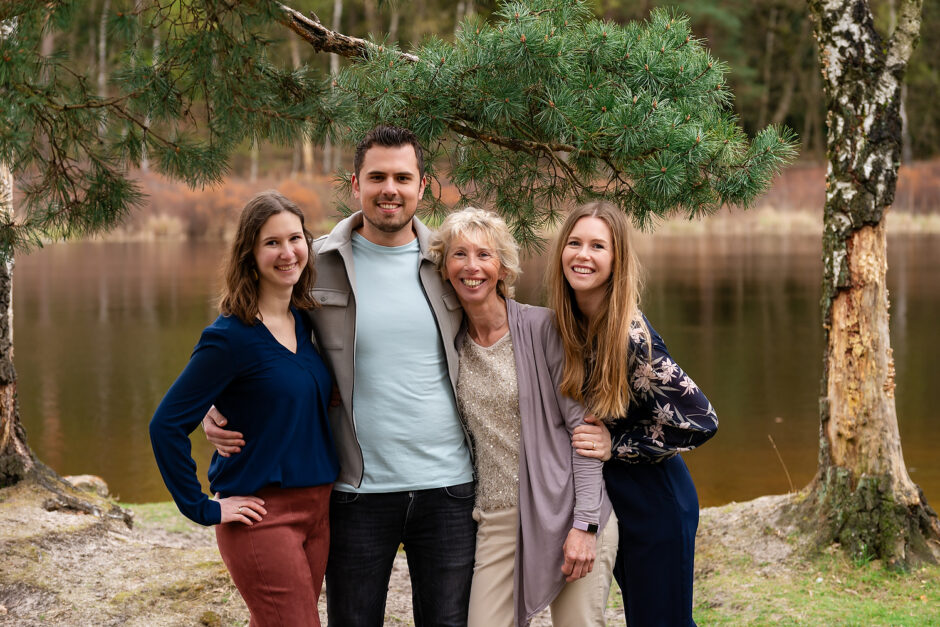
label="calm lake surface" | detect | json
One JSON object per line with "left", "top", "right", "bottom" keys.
{"left": 13, "top": 233, "right": 940, "bottom": 508}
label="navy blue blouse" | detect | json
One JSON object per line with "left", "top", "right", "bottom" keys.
{"left": 150, "top": 308, "right": 339, "bottom": 526}
{"left": 608, "top": 315, "right": 719, "bottom": 463}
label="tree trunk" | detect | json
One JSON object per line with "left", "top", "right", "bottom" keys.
{"left": 0, "top": 23, "right": 128, "bottom": 525}
{"left": 136, "top": 0, "right": 153, "bottom": 172}
{"left": 97, "top": 0, "right": 111, "bottom": 135}
{"left": 289, "top": 37, "right": 315, "bottom": 178}
{"left": 804, "top": 0, "right": 938, "bottom": 565}
{"left": 250, "top": 140, "right": 259, "bottom": 183}
{"left": 363, "top": 0, "right": 378, "bottom": 38}
{"left": 756, "top": 7, "right": 778, "bottom": 130}
{"left": 322, "top": 0, "right": 344, "bottom": 175}
{"left": 899, "top": 82, "right": 912, "bottom": 164}
{"left": 770, "top": 18, "right": 810, "bottom": 126}
{"left": 0, "top": 163, "right": 34, "bottom": 487}
{"left": 0, "top": 154, "right": 132, "bottom": 524}
{"left": 388, "top": 5, "right": 400, "bottom": 43}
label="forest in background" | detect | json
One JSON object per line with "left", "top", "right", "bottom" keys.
{"left": 54, "top": 0, "right": 939, "bottom": 179}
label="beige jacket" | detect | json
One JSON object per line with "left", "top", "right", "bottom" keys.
{"left": 306, "top": 212, "right": 468, "bottom": 487}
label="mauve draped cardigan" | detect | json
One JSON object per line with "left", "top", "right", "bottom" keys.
{"left": 458, "top": 298, "right": 613, "bottom": 626}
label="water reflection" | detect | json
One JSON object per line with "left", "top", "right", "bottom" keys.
{"left": 13, "top": 235, "right": 939, "bottom": 507}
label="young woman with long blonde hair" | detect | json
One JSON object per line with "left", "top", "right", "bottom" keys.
{"left": 550, "top": 202, "right": 719, "bottom": 626}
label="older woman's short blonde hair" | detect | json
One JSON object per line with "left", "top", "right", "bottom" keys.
{"left": 429, "top": 207, "right": 522, "bottom": 299}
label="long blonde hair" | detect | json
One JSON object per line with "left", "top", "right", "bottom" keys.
{"left": 547, "top": 202, "right": 648, "bottom": 420}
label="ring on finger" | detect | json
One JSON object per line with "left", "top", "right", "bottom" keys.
{"left": 238, "top": 506, "right": 244, "bottom": 513}
{"left": 591, "top": 441, "right": 596, "bottom": 450}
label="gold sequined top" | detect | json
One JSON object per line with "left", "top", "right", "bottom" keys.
{"left": 456, "top": 330, "right": 520, "bottom": 512}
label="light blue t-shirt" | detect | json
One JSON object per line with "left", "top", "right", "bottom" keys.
{"left": 334, "top": 233, "right": 473, "bottom": 493}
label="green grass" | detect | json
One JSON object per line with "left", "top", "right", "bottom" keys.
{"left": 121, "top": 501, "right": 938, "bottom": 626}
{"left": 121, "top": 501, "right": 204, "bottom": 534}
{"left": 693, "top": 552, "right": 939, "bottom": 626}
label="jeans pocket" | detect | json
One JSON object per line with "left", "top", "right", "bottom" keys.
{"left": 331, "top": 489, "right": 360, "bottom": 505}
{"left": 442, "top": 481, "right": 476, "bottom": 500}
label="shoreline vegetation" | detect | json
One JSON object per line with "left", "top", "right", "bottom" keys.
{"left": 0, "top": 478, "right": 937, "bottom": 625}
{"left": 31, "top": 158, "right": 940, "bottom": 246}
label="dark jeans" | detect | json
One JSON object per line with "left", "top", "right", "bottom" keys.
{"left": 325, "top": 481, "right": 476, "bottom": 627}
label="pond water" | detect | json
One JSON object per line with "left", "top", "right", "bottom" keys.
{"left": 12, "top": 233, "right": 940, "bottom": 508}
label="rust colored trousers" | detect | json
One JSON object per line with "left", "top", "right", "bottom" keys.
{"left": 215, "top": 484, "right": 331, "bottom": 626}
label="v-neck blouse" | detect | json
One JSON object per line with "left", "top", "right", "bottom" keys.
{"left": 150, "top": 308, "right": 339, "bottom": 526}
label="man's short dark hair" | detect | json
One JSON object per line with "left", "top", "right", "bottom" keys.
{"left": 354, "top": 125, "right": 425, "bottom": 179}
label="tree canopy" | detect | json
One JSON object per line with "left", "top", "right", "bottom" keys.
{"left": 1, "top": 0, "right": 795, "bottom": 252}
{"left": 326, "top": 1, "right": 796, "bottom": 244}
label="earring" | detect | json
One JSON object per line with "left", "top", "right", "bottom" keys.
{"left": 252, "top": 268, "right": 259, "bottom": 281}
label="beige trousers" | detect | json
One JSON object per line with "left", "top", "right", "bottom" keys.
{"left": 467, "top": 506, "right": 618, "bottom": 627}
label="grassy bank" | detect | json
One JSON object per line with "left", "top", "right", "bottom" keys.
{"left": 127, "top": 497, "right": 940, "bottom": 626}
{"left": 694, "top": 499, "right": 939, "bottom": 626}
{"left": 2, "top": 483, "right": 937, "bottom": 625}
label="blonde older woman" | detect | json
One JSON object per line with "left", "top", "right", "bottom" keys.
{"left": 429, "top": 207, "right": 617, "bottom": 627}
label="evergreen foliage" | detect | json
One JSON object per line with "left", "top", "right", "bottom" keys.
{"left": 332, "top": 0, "right": 797, "bottom": 245}
{"left": 1, "top": 0, "right": 796, "bottom": 253}
{"left": 0, "top": 0, "right": 351, "bottom": 252}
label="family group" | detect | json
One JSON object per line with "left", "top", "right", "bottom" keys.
{"left": 149, "top": 125, "right": 718, "bottom": 627}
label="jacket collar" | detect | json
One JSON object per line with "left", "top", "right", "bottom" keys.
{"left": 318, "top": 211, "right": 433, "bottom": 261}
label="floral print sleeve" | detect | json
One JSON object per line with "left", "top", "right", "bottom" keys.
{"left": 609, "top": 314, "right": 718, "bottom": 464}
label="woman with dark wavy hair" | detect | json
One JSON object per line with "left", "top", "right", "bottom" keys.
{"left": 150, "top": 190, "right": 338, "bottom": 626}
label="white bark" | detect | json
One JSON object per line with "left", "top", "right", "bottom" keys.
{"left": 388, "top": 6, "right": 400, "bottom": 43}
{"left": 290, "top": 37, "right": 315, "bottom": 178}
{"left": 250, "top": 141, "right": 259, "bottom": 183}
{"left": 807, "top": 0, "right": 936, "bottom": 562}
{"left": 97, "top": 0, "right": 112, "bottom": 135}
{"left": 323, "top": 0, "right": 344, "bottom": 174}
{"left": 1, "top": 20, "right": 36, "bottom": 481}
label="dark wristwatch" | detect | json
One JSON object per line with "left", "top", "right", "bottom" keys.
{"left": 573, "top": 520, "right": 599, "bottom": 533}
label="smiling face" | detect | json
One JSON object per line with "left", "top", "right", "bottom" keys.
{"left": 444, "top": 233, "right": 506, "bottom": 309}
{"left": 561, "top": 216, "right": 614, "bottom": 315}
{"left": 252, "top": 211, "right": 308, "bottom": 295}
{"left": 351, "top": 144, "right": 427, "bottom": 247}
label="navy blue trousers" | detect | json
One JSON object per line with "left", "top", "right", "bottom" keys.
{"left": 604, "top": 455, "right": 699, "bottom": 627}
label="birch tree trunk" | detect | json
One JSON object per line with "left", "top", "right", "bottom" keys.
{"left": 0, "top": 22, "right": 128, "bottom": 527}
{"left": 331, "top": 0, "right": 345, "bottom": 174}
{"left": 289, "top": 37, "right": 315, "bottom": 178}
{"left": 322, "top": 0, "right": 343, "bottom": 175}
{"left": 97, "top": 0, "right": 111, "bottom": 135}
{"left": 804, "top": 0, "right": 939, "bottom": 565}
{"left": 0, "top": 162, "right": 35, "bottom": 487}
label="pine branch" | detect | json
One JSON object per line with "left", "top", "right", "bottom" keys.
{"left": 275, "top": 2, "right": 418, "bottom": 62}
{"left": 447, "top": 121, "right": 576, "bottom": 155}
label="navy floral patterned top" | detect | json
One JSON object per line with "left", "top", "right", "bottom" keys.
{"left": 607, "top": 314, "right": 718, "bottom": 463}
